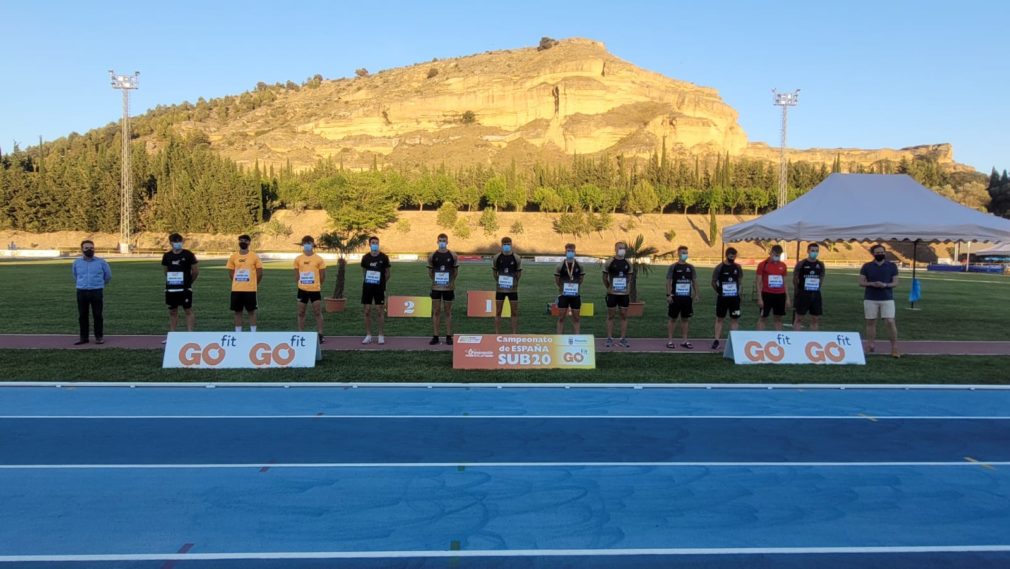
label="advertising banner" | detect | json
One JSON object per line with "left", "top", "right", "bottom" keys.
{"left": 724, "top": 331, "right": 865, "bottom": 365}
{"left": 453, "top": 334, "right": 596, "bottom": 369}
{"left": 386, "top": 296, "right": 433, "bottom": 317}
{"left": 163, "top": 332, "right": 320, "bottom": 369}
{"left": 467, "top": 291, "right": 511, "bottom": 317}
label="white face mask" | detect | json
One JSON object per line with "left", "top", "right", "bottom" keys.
{"left": 772, "top": 255, "right": 781, "bottom": 262}
{"left": 616, "top": 249, "right": 627, "bottom": 258}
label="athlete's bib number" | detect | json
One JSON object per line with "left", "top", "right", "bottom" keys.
{"left": 804, "top": 276, "right": 821, "bottom": 292}
{"left": 562, "top": 282, "right": 579, "bottom": 296}
{"left": 234, "top": 269, "right": 251, "bottom": 283}
{"left": 166, "top": 271, "right": 184, "bottom": 286}
{"left": 498, "top": 275, "right": 514, "bottom": 290}
{"left": 768, "top": 274, "right": 784, "bottom": 289}
{"left": 299, "top": 271, "right": 316, "bottom": 285}
{"left": 365, "top": 270, "right": 381, "bottom": 285}
{"left": 611, "top": 277, "right": 627, "bottom": 293}
{"left": 434, "top": 272, "right": 450, "bottom": 286}
{"left": 675, "top": 282, "right": 691, "bottom": 296}
{"left": 721, "top": 282, "right": 738, "bottom": 297}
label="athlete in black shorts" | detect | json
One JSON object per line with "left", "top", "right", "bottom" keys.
{"left": 492, "top": 236, "right": 522, "bottom": 334}
{"left": 711, "top": 247, "right": 744, "bottom": 350}
{"left": 428, "top": 233, "right": 458, "bottom": 345}
{"left": 360, "top": 236, "right": 391, "bottom": 345}
{"left": 602, "top": 241, "right": 634, "bottom": 348}
{"left": 793, "top": 243, "right": 826, "bottom": 330}
{"left": 665, "top": 245, "right": 698, "bottom": 349}
{"left": 161, "top": 233, "right": 199, "bottom": 337}
{"left": 554, "top": 243, "right": 585, "bottom": 334}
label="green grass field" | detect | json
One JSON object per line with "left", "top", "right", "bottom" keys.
{"left": 2, "top": 257, "right": 1008, "bottom": 339}
{"left": 1, "top": 258, "right": 1007, "bottom": 384}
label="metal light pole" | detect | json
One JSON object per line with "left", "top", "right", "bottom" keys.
{"left": 773, "top": 89, "right": 799, "bottom": 209}
{"left": 110, "top": 70, "right": 139, "bottom": 254}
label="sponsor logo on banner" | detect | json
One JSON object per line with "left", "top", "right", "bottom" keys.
{"left": 163, "top": 332, "right": 319, "bottom": 369}
{"left": 386, "top": 296, "right": 432, "bottom": 318}
{"left": 467, "top": 291, "right": 511, "bottom": 317}
{"left": 724, "top": 331, "right": 865, "bottom": 365}
{"left": 453, "top": 334, "right": 596, "bottom": 370}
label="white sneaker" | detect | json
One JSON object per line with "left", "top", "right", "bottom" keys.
{"left": 362, "top": 335, "right": 373, "bottom": 344}
{"left": 377, "top": 335, "right": 385, "bottom": 345}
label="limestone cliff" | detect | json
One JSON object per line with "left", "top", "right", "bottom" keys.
{"left": 178, "top": 37, "right": 969, "bottom": 173}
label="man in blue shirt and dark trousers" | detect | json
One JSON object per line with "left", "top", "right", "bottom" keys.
{"left": 71, "top": 240, "right": 112, "bottom": 345}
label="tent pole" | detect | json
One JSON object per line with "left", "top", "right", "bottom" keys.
{"left": 910, "top": 239, "right": 919, "bottom": 309}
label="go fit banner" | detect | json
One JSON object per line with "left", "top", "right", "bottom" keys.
{"left": 723, "top": 331, "right": 865, "bottom": 365}
{"left": 453, "top": 334, "right": 596, "bottom": 370}
{"left": 163, "top": 332, "right": 320, "bottom": 369}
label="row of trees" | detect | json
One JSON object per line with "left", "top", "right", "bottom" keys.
{"left": 0, "top": 126, "right": 996, "bottom": 237}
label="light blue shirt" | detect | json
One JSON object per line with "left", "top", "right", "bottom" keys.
{"left": 72, "top": 257, "right": 112, "bottom": 290}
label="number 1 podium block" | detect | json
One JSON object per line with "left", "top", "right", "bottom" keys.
{"left": 467, "top": 291, "right": 511, "bottom": 317}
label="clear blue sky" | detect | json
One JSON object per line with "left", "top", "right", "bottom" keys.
{"left": 2, "top": 0, "right": 1007, "bottom": 173}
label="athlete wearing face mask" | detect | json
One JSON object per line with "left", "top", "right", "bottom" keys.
{"left": 294, "top": 235, "right": 326, "bottom": 342}
{"left": 428, "top": 233, "right": 459, "bottom": 345}
{"left": 793, "top": 243, "right": 826, "bottom": 331}
{"left": 755, "top": 244, "right": 791, "bottom": 331}
{"left": 859, "top": 243, "right": 900, "bottom": 358}
{"left": 492, "top": 236, "right": 521, "bottom": 334}
{"left": 226, "top": 234, "right": 263, "bottom": 333}
{"left": 162, "top": 232, "right": 199, "bottom": 338}
{"left": 665, "top": 246, "right": 699, "bottom": 349}
{"left": 554, "top": 243, "right": 585, "bottom": 334}
{"left": 711, "top": 247, "right": 744, "bottom": 350}
{"left": 603, "top": 241, "right": 634, "bottom": 348}
{"left": 361, "top": 236, "right": 391, "bottom": 345}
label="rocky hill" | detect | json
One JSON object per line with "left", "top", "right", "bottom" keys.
{"left": 164, "top": 37, "right": 969, "bottom": 173}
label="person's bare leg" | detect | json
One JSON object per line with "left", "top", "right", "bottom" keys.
{"left": 792, "top": 314, "right": 803, "bottom": 330}
{"left": 377, "top": 308, "right": 385, "bottom": 336}
{"left": 757, "top": 316, "right": 767, "bottom": 331}
{"left": 619, "top": 308, "right": 628, "bottom": 338}
{"left": 444, "top": 302, "right": 453, "bottom": 337}
{"left": 364, "top": 305, "right": 372, "bottom": 336}
{"left": 510, "top": 302, "right": 519, "bottom": 334}
{"left": 494, "top": 301, "right": 504, "bottom": 334}
{"left": 248, "top": 310, "right": 257, "bottom": 329}
{"left": 606, "top": 309, "right": 616, "bottom": 339}
{"left": 572, "top": 310, "right": 581, "bottom": 334}
{"left": 864, "top": 318, "right": 877, "bottom": 352}
{"left": 681, "top": 319, "right": 690, "bottom": 342}
{"left": 714, "top": 317, "right": 724, "bottom": 341}
{"left": 169, "top": 308, "right": 179, "bottom": 332}
{"left": 432, "top": 301, "right": 441, "bottom": 336}
{"left": 810, "top": 315, "right": 820, "bottom": 331}
{"left": 667, "top": 318, "right": 674, "bottom": 344}
{"left": 312, "top": 302, "right": 323, "bottom": 335}
{"left": 773, "top": 315, "right": 783, "bottom": 331}
{"left": 233, "top": 311, "right": 243, "bottom": 330}
{"left": 557, "top": 312, "right": 565, "bottom": 334}
{"left": 184, "top": 308, "right": 195, "bottom": 331}
{"left": 730, "top": 318, "right": 740, "bottom": 331}
{"left": 886, "top": 318, "right": 898, "bottom": 353}
{"left": 297, "top": 302, "right": 307, "bottom": 331}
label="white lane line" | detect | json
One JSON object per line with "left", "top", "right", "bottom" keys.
{"left": 2, "top": 415, "right": 1008, "bottom": 420}
{"left": 2, "top": 544, "right": 1010, "bottom": 562}
{"left": 1, "top": 461, "right": 1008, "bottom": 470}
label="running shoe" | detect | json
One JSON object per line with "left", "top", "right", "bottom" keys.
{"left": 680, "top": 342, "right": 694, "bottom": 350}
{"left": 362, "top": 335, "right": 373, "bottom": 344}
{"left": 711, "top": 340, "right": 720, "bottom": 350}
{"left": 378, "top": 335, "right": 385, "bottom": 345}
{"left": 429, "top": 335, "right": 440, "bottom": 345}
{"left": 604, "top": 337, "right": 614, "bottom": 348}
{"left": 445, "top": 335, "right": 453, "bottom": 345}
{"left": 619, "top": 338, "right": 630, "bottom": 348}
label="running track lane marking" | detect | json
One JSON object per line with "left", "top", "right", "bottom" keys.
{"left": 159, "top": 543, "right": 193, "bottom": 569}
{"left": 3, "top": 415, "right": 1010, "bottom": 420}
{"left": 3, "top": 461, "right": 1010, "bottom": 469}
{"left": 3, "top": 545, "right": 1010, "bottom": 563}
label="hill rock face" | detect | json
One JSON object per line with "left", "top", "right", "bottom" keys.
{"left": 187, "top": 38, "right": 963, "bottom": 171}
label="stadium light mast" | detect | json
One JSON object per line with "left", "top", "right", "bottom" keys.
{"left": 772, "top": 89, "right": 799, "bottom": 209}
{"left": 110, "top": 70, "right": 139, "bottom": 254}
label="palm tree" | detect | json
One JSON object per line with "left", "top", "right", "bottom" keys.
{"left": 319, "top": 232, "right": 367, "bottom": 301}
{"left": 626, "top": 233, "right": 658, "bottom": 303}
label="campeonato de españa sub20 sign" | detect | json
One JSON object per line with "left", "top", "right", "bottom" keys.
{"left": 452, "top": 334, "right": 596, "bottom": 370}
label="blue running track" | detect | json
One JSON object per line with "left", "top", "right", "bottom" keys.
{"left": 1, "top": 384, "right": 1009, "bottom": 568}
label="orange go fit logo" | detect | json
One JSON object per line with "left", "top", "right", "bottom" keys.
{"left": 178, "top": 335, "right": 308, "bottom": 367}
{"left": 743, "top": 334, "right": 851, "bottom": 363}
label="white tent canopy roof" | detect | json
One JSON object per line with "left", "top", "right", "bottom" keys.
{"left": 975, "top": 242, "right": 1010, "bottom": 255}
{"left": 722, "top": 173, "right": 1010, "bottom": 243}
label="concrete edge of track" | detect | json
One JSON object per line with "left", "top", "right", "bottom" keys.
{"left": 1, "top": 381, "right": 1008, "bottom": 390}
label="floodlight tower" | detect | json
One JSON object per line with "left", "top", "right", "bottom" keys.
{"left": 772, "top": 89, "right": 799, "bottom": 208}
{"left": 110, "top": 70, "right": 139, "bottom": 254}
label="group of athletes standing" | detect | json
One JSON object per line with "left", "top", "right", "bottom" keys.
{"left": 82, "top": 232, "right": 899, "bottom": 356}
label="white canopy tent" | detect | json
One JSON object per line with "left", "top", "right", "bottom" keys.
{"left": 722, "top": 173, "right": 1010, "bottom": 243}
{"left": 975, "top": 242, "right": 1010, "bottom": 256}
{"left": 722, "top": 173, "right": 1010, "bottom": 307}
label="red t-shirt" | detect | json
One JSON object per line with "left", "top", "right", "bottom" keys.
{"left": 757, "top": 259, "right": 788, "bottom": 294}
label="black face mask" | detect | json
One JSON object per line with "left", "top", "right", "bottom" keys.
{"left": 874, "top": 253, "right": 885, "bottom": 262}
{"left": 239, "top": 242, "right": 250, "bottom": 250}
{"left": 83, "top": 250, "right": 95, "bottom": 258}
{"left": 726, "top": 256, "right": 736, "bottom": 263}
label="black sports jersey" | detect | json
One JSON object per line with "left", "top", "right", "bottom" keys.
{"left": 492, "top": 253, "right": 522, "bottom": 292}
{"left": 428, "top": 250, "right": 458, "bottom": 291}
{"left": 161, "top": 250, "right": 198, "bottom": 291}
{"left": 360, "top": 253, "right": 391, "bottom": 287}
{"left": 712, "top": 262, "right": 743, "bottom": 298}
{"left": 555, "top": 260, "right": 585, "bottom": 283}
{"left": 666, "top": 263, "right": 696, "bottom": 296}
{"left": 795, "top": 259, "right": 826, "bottom": 294}
{"left": 604, "top": 258, "right": 633, "bottom": 295}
